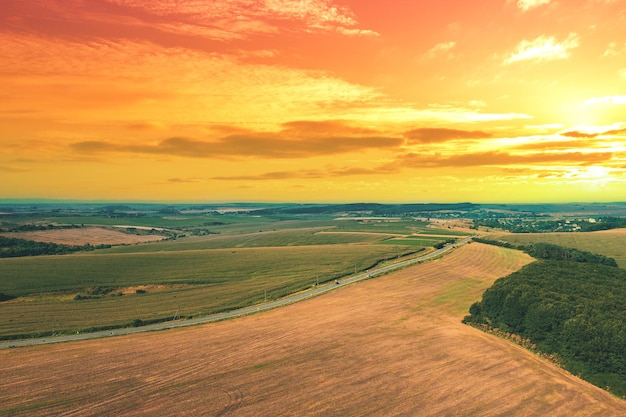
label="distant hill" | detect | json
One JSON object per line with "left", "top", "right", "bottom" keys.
{"left": 256, "top": 202, "right": 478, "bottom": 215}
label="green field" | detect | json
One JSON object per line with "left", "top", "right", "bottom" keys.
{"left": 0, "top": 212, "right": 454, "bottom": 340}
{"left": 0, "top": 209, "right": 464, "bottom": 340}
{"left": 0, "top": 244, "right": 421, "bottom": 338}
{"left": 490, "top": 230, "right": 626, "bottom": 268}
{"left": 99, "top": 227, "right": 391, "bottom": 253}
{"left": 380, "top": 237, "right": 446, "bottom": 246}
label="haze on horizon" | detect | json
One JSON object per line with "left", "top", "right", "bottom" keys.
{"left": 1, "top": 0, "right": 625, "bottom": 203}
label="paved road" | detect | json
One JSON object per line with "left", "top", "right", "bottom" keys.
{"left": 0, "top": 237, "right": 472, "bottom": 349}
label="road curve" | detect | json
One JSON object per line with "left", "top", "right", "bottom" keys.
{"left": 0, "top": 237, "right": 472, "bottom": 349}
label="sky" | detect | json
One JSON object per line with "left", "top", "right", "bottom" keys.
{"left": 1, "top": 0, "right": 626, "bottom": 203}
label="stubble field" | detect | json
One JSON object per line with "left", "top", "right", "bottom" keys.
{"left": 2, "top": 243, "right": 624, "bottom": 416}
{"left": 490, "top": 228, "right": 626, "bottom": 268}
{"left": 0, "top": 227, "right": 166, "bottom": 246}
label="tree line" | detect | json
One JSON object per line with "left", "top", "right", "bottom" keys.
{"left": 464, "top": 243, "right": 626, "bottom": 398}
{"left": 474, "top": 238, "right": 618, "bottom": 267}
{"left": 0, "top": 236, "right": 110, "bottom": 258}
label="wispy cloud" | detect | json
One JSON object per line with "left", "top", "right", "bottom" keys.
{"left": 561, "top": 131, "right": 600, "bottom": 139}
{"left": 102, "top": 0, "right": 379, "bottom": 39}
{"left": 513, "top": 0, "right": 551, "bottom": 12}
{"left": 513, "top": 139, "right": 600, "bottom": 150}
{"left": 404, "top": 128, "right": 492, "bottom": 144}
{"left": 71, "top": 121, "right": 403, "bottom": 159}
{"left": 503, "top": 33, "right": 579, "bottom": 64}
{"left": 167, "top": 177, "right": 204, "bottom": 184}
{"left": 0, "top": 34, "right": 385, "bottom": 124}
{"left": 582, "top": 96, "right": 626, "bottom": 106}
{"left": 426, "top": 41, "right": 457, "bottom": 59}
{"left": 212, "top": 165, "right": 393, "bottom": 181}
{"left": 392, "top": 150, "right": 613, "bottom": 169}
{"left": 561, "top": 123, "right": 626, "bottom": 138}
{"left": 603, "top": 42, "right": 626, "bottom": 57}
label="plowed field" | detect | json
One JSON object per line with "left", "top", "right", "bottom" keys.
{"left": 2, "top": 243, "right": 625, "bottom": 416}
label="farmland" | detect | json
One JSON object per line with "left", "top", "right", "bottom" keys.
{"left": 489, "top": 229, "right": 626, "bottom": 268}
{"left": 2, "top": 243, "right": 625, "bottom": 416}
{"left": 0, "top": 244, "right": 420, "bottom": 338}
{"left": 2, "top": 201, "right": 625, "bottom": 414}
{"left": 0, "top": 206, "right": 469, "bottom": 340}
{"left": 0, "top": 227, "right": 165, "bottom": 246}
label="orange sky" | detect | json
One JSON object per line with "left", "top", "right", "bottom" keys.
{"left": 1, "top": 0, "right": 625, "bottom": 203}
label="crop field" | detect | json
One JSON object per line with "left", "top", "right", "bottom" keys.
{"left": 329, "top": 218, "right": 440, "bottom": 234}
{"left": 0, "top": 214, "right": 459, "bottom": 339}
{"left": 490, "top": 229, "right": 626, "bottom": 268}
{"left": 0, "top": 227, "right": 165, "bottom": 245}
{"left": 0, "top": 243, "right": 417, "bottom": 339}
{"left": 379, "top": 234, "right": 456, "bottom": 247}
{"left": 26, "top": 214, "right": 247, "bottom": 228}
{"left": 100, "top": 227, "right": 393, "bottom": 253}
{"left": 2, "top": 243, "right": 624, "bottom": 416}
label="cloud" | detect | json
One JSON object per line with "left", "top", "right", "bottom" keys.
{"left": 213, "top": 169, "right": 325, "bottom": 181}
{"left": 168, "top": 177, "right": 204, "bottom": 183}
{"left": 514, "top": 0, "right": 551, "bottom": 12}
{"left": 71, "top": 121, "right": 404, "bottom": 159}
{"left": 603, "top": 42, "right": 626, "bottom": 57}
{"left": 0, "top": 33, "right": 388, "bottom": 125}
{"left": 503, "top": 33, "right": 579, "bottom": 64}
{"left": 561, "top": 131, "right": 598, "bottom": 138}
{"left": 212, "top": 165, "right": 394, "bottom": 181}
{"left": 426, "top": 41, "right": 456, "bottom": 59}
{"left": 582, "top": 96, "right": 626, "bottom": 106}
{"left": 403, "top": 128, "right": 492, "bottom": 144}
{"left": 605, "top": 128, "right": 626, "bottom": 135}
{"left": 211, "top": 147, "right": 613, "bottom": 181}
{"left": 127, "top": 122, "right": 166, "bottom": 131}
{"left": 392, "top": 150, "right": 613, "bottom": 169}
{"left": 100, "top": 0, "right": 379, "bottom": 39}
{"left": 561, "top": 125, "right": 626, "bottom": 138}
{"left": 513, "top": 139, "right": 599, "bottom": 150}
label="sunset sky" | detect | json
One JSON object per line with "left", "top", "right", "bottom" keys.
{"left": 2, "top": 0, "right": 626, "bottom": 203}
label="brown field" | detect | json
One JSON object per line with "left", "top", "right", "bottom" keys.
{"left": 0, "top": 227, "right": 165, "bottom": 245}
{"left": 2, "top": 243, "right": 625, "bottom": 416}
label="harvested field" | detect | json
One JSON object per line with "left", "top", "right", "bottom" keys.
{"left": 490, "top": 228, "right": 626, "bottom": 268}
{"left": 0, "top": 227, "right": 165, "bottom": 245}
{"left": 2, "top": 243, "right": 625, "bottom": 416}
